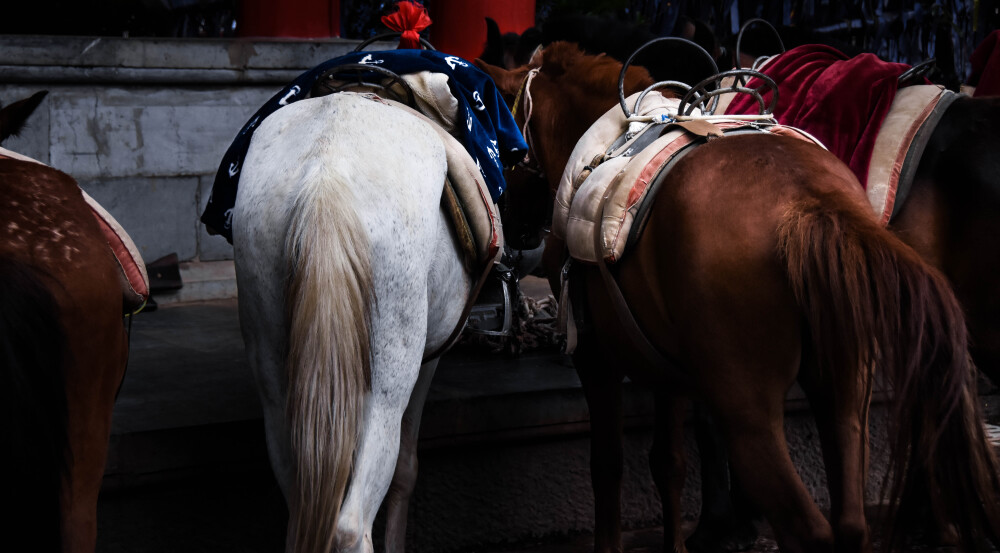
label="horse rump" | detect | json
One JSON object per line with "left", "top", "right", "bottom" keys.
{"left": 0, "top": 257, "right": 68, "bottom": 551}
{"left": 778, "top": 191, "right": 1000, "bottom": 551}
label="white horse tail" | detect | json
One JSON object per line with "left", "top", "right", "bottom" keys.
{"left": 284, "top": 163, "right": 373, "bottom": 553}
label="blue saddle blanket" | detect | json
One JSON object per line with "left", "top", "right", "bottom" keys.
{"left": 201, "top": 49, "right": 529, "bottom": 243}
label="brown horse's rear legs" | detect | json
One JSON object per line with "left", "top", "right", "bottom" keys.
{"left": 649, "top": 391, "right": 690, "bottom": 553}
{"left": 798, "top": 354, "right": 873, "bottom": 553}
{"left": 575, "top": 339, "right": 625, "bottom": 553}
{"left": 708, "top": 388, "right": 835, "bottom": 553}
{"left": 685, "top": 404, "right": 759, "bottom": 553}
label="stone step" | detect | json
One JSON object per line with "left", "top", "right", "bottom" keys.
{"left": 151, "top": 260, "right": 237, "bottom": 305}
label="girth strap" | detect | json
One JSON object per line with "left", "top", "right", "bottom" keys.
{"left": 589, "top": 187, "right": 687, "bottom": 380}
{"left": 422, "top": 186, "right": 498, "bottom": 363}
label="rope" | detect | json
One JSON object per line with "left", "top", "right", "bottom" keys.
{"left": 509, "top": 69, "right": 541, "bottom": 174}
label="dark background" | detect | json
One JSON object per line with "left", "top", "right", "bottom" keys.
{"left": 2, "top": 1, "right": 997, "bottom": 88}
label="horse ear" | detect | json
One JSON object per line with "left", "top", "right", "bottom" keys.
{"left": 527, "top": 45, "right": 544, "bottom": 67}
{"left": 474, "top": 59, "right": 522, "bottom": 96}
{"left": 478, "top": 17, "right": 505, "bottom": 67}
{"left": 0, "top": 90, "right": 48, "bottom": 143}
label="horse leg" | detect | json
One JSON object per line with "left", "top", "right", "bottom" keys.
{"left": 683, "top": 297, "right": 834, "bottom": 552}
{"left": 384, "top": 358, "right": 439, "bottom": 553}
{"left": 575, "top": 337, "right": 625, "bottom": 553}
{"left": 705, "top": 378, "right": 835, "bottom": 553}
{"left": 797, "top": 349, "right": 872, "bottom": 553}
{"left": 648, "top": 391, "right": 690, "bottom": 552}
{"left": 236, "top": 286, "right": 295, "bottom": 499}
{"left": 335, "top": 337, "right": 428, "bottom": 553}
{"left": 685, "top": 403, "right": 758, "bottom": 553}
{"left": 61, "top": 303, "right": 128, "bottom": 552}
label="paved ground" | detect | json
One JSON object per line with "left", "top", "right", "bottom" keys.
{"left": 96, "top": 473, "right": 955, "bottom": 553}
{"left": 94, "top": 276, "right": 1000, "bottom": 553}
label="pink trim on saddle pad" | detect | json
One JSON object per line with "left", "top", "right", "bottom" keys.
{"left": 83, "top": 193, "right": 150, "bottom": 303}
{"left": 565, "top": 119, "right": 825, "bottom": 265}
{"left": 865, "top": 85, "right": 950, "bottom": 226}
{"left": 627, "top": 134, "right": 698, "bottom": 209}
{"left": 624, "top": 122, "right": 820, "bottom": 218}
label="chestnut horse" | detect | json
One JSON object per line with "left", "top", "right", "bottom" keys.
{"left": 891, "top": 94, "right": 1000, "bottom": 375}
{"left": 696, "top": 51, "right": 1000, "bottom": 553}
{"left": 0, "top": 93, "right": 133, "bottom": 552}
{"left": 477, "top": 43, "right": 1000, "bottom": 553}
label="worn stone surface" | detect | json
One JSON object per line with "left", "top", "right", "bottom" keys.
{"left": 79, "top": 176, "right": 200, "bottom": 262}
{"left": 45, "top": 87, "right": 275, "bottom": 179}
{"left": 0, "top": 35, "right": 383, "bottom": 270}
{"left": 0, "top": 84, "right": 259, "bottom": 265}
{"left": 1, "top": 84, "right": 52, "bottom": 164}
{"left": 0, "top": 35, "right": 365, "bottom": 72}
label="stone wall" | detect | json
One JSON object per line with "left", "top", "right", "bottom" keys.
{"left": 0, "top": 35, "right": 388, "bottom": 268}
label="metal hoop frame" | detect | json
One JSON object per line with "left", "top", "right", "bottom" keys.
{"left": 312, "top": 64, "right": 418, "bottom": 108}
{"left": 733, "top": 18, "right": 787, "bottom": 90}
{"left": 735, "top": 18, "right": 786, "bottom": 68}
{"left": 633, "top": 80, "right": 692, "bottom": 115}
{"left": 618, "top": 37, "right": 720, "bottom": 118}
{"left": 677, "top": 69, "right": 779, "bottom": 117}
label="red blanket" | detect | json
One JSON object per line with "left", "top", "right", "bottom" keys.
{"left": 970, "top": 30, "right": 1000, "bottom": 97}
{"left": 725, "top": 44, "right": 912, "bottom": 187}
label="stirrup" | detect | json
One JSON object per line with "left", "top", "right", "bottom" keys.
{"left": 464, "top": 259, "right": 516, "bottom": 337}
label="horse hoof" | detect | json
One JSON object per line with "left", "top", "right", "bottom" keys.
{"left": 684, "top": 518, "right": 757, "bottom": 553}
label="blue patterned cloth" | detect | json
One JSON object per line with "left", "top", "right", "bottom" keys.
{"left": 202, "top": 49, "right": 528, "bottom": 243}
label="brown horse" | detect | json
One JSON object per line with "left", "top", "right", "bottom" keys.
{"left": 886, "top": 96, "right": 1000, "bottom": 380}
{"left": 477, "top": 42, "right": 1000, "bottom": 553}
{"left": 0, "top": 94, "right": 134, "bottom": 552}
{"left": 696, "top": 50, "right": 1000, "bottom": 552}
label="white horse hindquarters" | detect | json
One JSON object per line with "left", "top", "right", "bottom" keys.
{"left": 234, "top": 92, "right": 468, "bottom": 553}
{"left": 332, "top": 96, "right": 472, "bottom": 551}
{"left": 233, "top": 99, "right": 321, "bottom": 501}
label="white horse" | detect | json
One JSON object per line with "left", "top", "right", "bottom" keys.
{"left": 233, "top": 91, "right": 472, "bottom": 553}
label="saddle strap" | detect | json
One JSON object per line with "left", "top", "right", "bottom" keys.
{"left": 589, "top": 188, "right": 686, "bottom": 380}
{"left": 442, "top": 176, "right": 477, "bottom": 272}
{"left": 887, "top": 88, "right": 961, "bottom": 222}
{"left": 423, "top": 209, "right": 498, "bottom": 363}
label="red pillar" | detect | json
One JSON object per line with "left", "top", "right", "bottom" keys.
{"left": 428, "top": 0, "right": 535, "bottom": 61}
{"left": 239, "top": 0, "right": 341, "bottom": 38}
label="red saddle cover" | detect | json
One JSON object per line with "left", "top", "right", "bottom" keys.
{"left": 725, "top": 44, "right": 913, "bottom": 187}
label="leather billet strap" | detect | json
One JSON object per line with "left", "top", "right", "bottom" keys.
{"left": 422, "top": 215, "right": 500, "bottom": 363}
{"left": 588, "top": 186, "right": 686, "bottom": 379}
{"left": 441, "top": 176, "right": 477, "bottom": 272}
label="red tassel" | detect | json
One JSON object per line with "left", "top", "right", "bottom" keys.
{"left": 381, "top": 1, "right": 432, "bottom": 49}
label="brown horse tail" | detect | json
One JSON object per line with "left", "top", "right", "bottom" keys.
{"left": 777, "top": 192, "right": 1000, "bottom": 551}
{"left": 0, "top": 258, "right": 67, "bottom": 551}
{"left": 284, "top": 165, "right": 374, "bottom": 553}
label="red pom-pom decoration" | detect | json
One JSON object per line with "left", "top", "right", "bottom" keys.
{"left": 381, "top": 1, "right": 432, "bottom": 49}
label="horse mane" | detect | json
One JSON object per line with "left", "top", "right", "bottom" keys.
{"left": 538, "top": 41, "right": 654, "bottom": 96}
